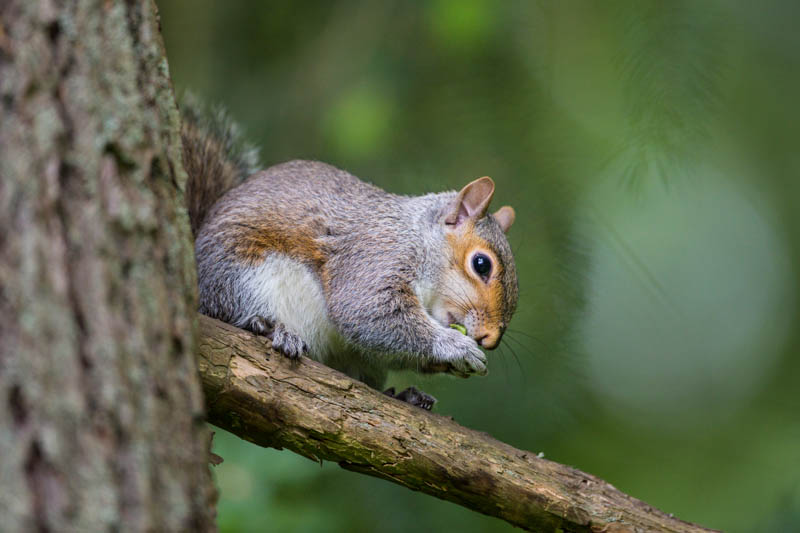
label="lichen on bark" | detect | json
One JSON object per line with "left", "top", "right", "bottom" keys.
{"left": 197, "top": 316, "right": 719, "bottom": 533}
{"left": 0, "top": 0, "right": 215, "bottom": 530}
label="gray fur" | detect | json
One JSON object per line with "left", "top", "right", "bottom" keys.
{"left": 194, "top": 160, "right": 518, "bottom": 389}
{"left": 180, "top": 93, "right": 261, "bottom": 235}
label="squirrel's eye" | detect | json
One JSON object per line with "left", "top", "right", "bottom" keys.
{"left": 472, "top": 253, "right": 492, "bottom": 278}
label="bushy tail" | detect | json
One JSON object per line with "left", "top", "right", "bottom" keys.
{"left": 180, "top": 93, "right": 261, "bottom": 235}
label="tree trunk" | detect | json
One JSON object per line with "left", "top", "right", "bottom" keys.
{"left": 0, "top": 0, "right": 215, "bottom": 531}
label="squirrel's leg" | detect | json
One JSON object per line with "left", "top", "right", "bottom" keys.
{"left": 325, "top": 272, "right": 488, "bottom": 377}
{"left": 336, "top": 353, "right": 438, "bottom": 410}
{"left": 384, "top": 386, "right": 437, "bottom": 411}
{"left": 231, "top": 253, "right": 328, "bottom": 360}
{"left": 242, "top": 315, "right": 308, "bottom": 360}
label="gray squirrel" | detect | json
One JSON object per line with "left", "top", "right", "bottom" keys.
{"left": 181, "top": 100, "right": 518, "bottom": 409}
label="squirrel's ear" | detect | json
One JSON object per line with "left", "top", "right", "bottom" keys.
{"left": 493, "top": 206, "right": 515, "bottom": 233}
{"left": 445, "top": 177, "right": 495, "bottom": 226}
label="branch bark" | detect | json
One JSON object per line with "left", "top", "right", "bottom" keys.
{"left": 197, "top": 315, "right": 717, "bottom": 533}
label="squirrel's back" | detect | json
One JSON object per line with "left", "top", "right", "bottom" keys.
{"left": 197, "top": 159, "right": 415, "bottom": 270}
{"left": 213, "top": 159, "right": 403, "bottom": 227}
{"left": 178, "top": 96, "right": 410, "bottom": 263}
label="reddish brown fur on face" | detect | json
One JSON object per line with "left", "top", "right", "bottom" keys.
{"left": 446, "top": 222, "right": 506, "bottom": 348}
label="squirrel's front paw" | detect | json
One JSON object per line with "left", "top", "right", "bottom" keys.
{"left": 268, "top": 323, "right": 308, "bottom": 360}
{"left": 432, "top": 328, "right": 488, "bottom": 377}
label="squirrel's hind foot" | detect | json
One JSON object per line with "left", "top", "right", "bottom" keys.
{"left": 269, "top": 323, "right": 308, "bottom": 360}
{"left": 243, "top": 316, "right": 308, "bottom": 360}
{"left": 384, "top": 386, "right": 437, "bottom": 411}
{"left": 245, "top": 315, "right": 274, "bottom": 336}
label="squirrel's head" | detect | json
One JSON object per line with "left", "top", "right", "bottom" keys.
{"left": 432, "top": 177, "right": 518, "bottom": 350}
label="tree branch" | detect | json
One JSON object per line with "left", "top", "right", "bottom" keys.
{"left": 196, "top": 315, "right": 717, "bottom": 533}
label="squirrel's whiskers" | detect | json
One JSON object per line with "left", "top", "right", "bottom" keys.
{"left": 182, "top": 98, "right": 519, "bottom": 410}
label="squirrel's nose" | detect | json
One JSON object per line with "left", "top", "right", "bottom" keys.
{"left": 476, "top": 330, "right": 500, "bottom": 350}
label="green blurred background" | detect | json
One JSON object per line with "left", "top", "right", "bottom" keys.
{"left": 158, "top": 1, "right": 800, "bottom": 531}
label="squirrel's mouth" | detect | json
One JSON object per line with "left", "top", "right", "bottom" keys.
{"left": 446, "top": 312, "right": 467, "bottom": 334}
{"left": 446, "top": 312, "right": 459, "bottom": 327}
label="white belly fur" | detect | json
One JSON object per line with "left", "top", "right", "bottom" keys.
{"left": 236, "top": 253, "right": 342, "bottom": 361}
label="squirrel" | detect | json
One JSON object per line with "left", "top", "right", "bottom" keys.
{"left": 181, "top": 97, "right": 518, "bottom": 410}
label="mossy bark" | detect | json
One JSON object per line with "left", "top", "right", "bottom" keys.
{"left": 0, "top": 0, "right": 215, "bottom": 530}
{"left": 198, "top": 316, "right": 718, "bottom": 533}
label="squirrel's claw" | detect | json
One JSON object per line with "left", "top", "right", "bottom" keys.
{"left": 244, "top": 315, "right": 307, "bottom": 360}
{"left": 432, "top": 327, "right": 488, "bottom": 377}
{"left": 447, "top": 366, "right": 472, "bottom": 379}
{"left": 245, "top": 315, "right": 274, "bottom": 336}
{"left": 384, "top": 386, "right": 437, "bottom": 411}
{"left": 268, "top": 323, "right": 308, "bottom": 360}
